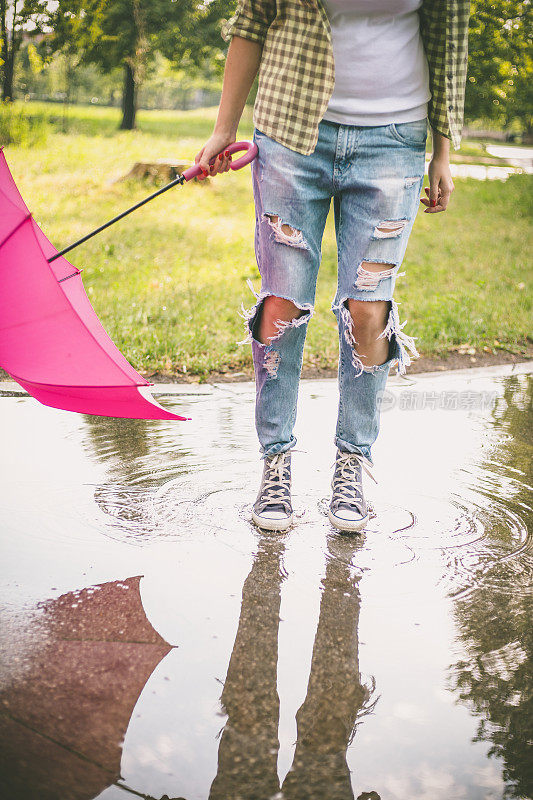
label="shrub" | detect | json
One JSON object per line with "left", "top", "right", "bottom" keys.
{"left": 0, "top": 102, "right": 48, "bottom": 147}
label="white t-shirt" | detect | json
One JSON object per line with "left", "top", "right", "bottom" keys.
{"left": 321, "top": 0, "right": 431, "bottom": 125}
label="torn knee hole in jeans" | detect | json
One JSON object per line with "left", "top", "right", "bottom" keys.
{"left": 355, "top": 261, "right": 406, "bottom": 291}
{"left": 337, "top": 301, "right": 384, "bottom": 377}
{"left": 336, "top": 297, "right": 419, "bottom": 377}
{"left": 264, "top": 214, "right": 309, "bottom": 250}
{"left": 372, "top": 219, "right": 407, "bottom": 239}
{"left": 237, "top": 280, "right": 314, "bottom": 347}
{"left": 378, "top": 299, "right": 420, "bottom": 375}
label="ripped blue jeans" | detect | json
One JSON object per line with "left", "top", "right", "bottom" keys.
{"left": 241, "top": 117, "right": 427, "bottom": 464}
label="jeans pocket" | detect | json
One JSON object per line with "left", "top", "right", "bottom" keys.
{"left": 389, "top": 118, "right": 428, "bottom": 148}
{"left": 253, "top": 127, "right": 269, "bottom": 141}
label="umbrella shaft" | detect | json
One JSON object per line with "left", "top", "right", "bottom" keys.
{"left": 47, "top": 174, "right": 185, "bottom": 263}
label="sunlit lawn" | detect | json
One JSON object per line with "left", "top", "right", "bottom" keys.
{"left": 3, "top": 102, "right": 532, "bottom": 378}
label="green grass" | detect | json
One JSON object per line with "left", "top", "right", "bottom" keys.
{"left": 5, "top": 101, "right": 231, "bottom": 140}
{"left": 3, "top": 102, "right": 532, "bottom": 378}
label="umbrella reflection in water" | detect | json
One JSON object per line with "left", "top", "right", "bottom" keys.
{"left": 0, "top": 576, "right": 173, "bottom": 800}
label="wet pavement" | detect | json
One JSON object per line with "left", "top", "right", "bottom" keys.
{"left": 1, "top": 364, "right": 532, "bottom": 800}
{"left": 425, "top": 143, "right": 533, "bottom": 181}
{"left": 484, "top": 145, "right": 533, "bottom": 171}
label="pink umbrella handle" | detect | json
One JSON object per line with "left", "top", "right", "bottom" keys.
{"left": 181, "top": 141, "right": 258, "bottom": 182}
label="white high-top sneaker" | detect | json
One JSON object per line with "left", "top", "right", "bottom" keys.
{"left": 252, "top": 452, "right": 293, "bottom": 531}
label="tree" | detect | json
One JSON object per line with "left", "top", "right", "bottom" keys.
{"left": 0, "top": 0, "right": 46, "bottom": 100}
{"left": 466, "top": 0, "right": 533, "bottom": 137}
{"left": 46, "top": 0, "right": 233, "bottom": 130}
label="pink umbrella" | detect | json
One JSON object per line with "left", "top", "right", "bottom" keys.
{"left": 0, "top": 142, "right": 257, "bottom": 419}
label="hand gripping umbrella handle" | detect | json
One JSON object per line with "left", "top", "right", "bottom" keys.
{"left": 181, "top": 141, "right": 258, "bottom": 181}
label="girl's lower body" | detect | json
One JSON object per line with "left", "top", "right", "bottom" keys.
{"left": 242, "top": 117, "right": 428, "bottom": 532}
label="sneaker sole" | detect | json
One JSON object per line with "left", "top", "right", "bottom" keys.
{"left": 252, "top": 511, "right": 293, "bottom": 532}
{"left": 328, "top": 509, "right": 369, "bottom": 532}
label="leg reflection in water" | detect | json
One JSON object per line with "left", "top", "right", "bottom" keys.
{"left": 210, "top": 533, "right": 378, "bottom": 800}
{"left": 209, "top": 533, "right": 285, "bottom": 800}
{"left": 281, "top": 535, "right": 372, "bottom": 800}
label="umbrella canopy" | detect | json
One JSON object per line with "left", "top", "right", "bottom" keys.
{"left": 0, "top": 147, "right": 186, "bottom": 420}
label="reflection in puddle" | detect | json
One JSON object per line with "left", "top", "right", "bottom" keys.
{"left": 210, "top": 534, "right": 377, "bottom": 800}
{"left": 0, "top": 370, "right": 531, "bottom": 799}
{"left": 0, "top": 577, "right": 171, "bottom": 799}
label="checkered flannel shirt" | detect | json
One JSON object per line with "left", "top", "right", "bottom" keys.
{"left": 221, "top": 0, "right": 470, "bottom": 155}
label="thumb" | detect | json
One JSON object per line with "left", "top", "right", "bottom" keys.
{"left": 199, "top": 148, "right": 217, "bottom": 172}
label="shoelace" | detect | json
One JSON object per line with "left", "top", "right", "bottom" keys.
{"left": 259, "top": 453, "right": 291, "bottom": 511}
{"left": 331, "top": 452, "right": 377, "bottom": 509}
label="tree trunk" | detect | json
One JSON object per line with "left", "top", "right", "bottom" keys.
{"left": 120, "top": 63, "right": 137, "bottom": 130}
{"left": 0, "top": 0, "right": 14, "bottom": 101}
{"left": 2, "top": 50, "right": 14, "bottom": 101}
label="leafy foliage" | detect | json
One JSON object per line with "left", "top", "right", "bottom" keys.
{"left": 0, "top": 0, "right": 47, "bottom": 99}
{"left": 43, "top": 0, "right": 233, "bottom": 128}
{"left": 466, "top": 0, "right": 533, "bottom": 133}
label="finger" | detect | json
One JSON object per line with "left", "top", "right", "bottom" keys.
{"left": 218, "top": 151, "right": 231, "bottom": 174}
{"left": 421, "top": 186, "right": 442, "bottom": 212}
{"left": 208, "top": 152, "right": 226, "bottom": 176}
{"left": 431, "top": 185, "right": 448, "bottom": 210}
{"left": 221, "top": 151, "right": 232, "bottom": 172}
{"left": 208, "top": 153, "right": 222, "bottom": 176}
{"left": 440, "top": 180, "right": 454, "bottom": 211}
{"left": 438, "top": 188, "right": 451, "bottom": 211}
{"left": 206, "top": 156, "right": 219, "bottom": 176}
{"left": 199, "top": 158, "right": 218, "bottom": 181}
{"left": 428, "top": 185, "right": 442, "bottom": 208}
{"left": 422, "top": 201, "right": 443, "bottom": 213}
{"left": 428, "top": 180, "right": 440, "bottom": 209}
{"left": 212, "top": 151, "right": 231, "bottom": 174}
{"left": 199, "top": 152, "right": 216, "bottom": 174}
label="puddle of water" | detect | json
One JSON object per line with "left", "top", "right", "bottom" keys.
{"left": 0, "top": 368, "right": 531, "bottom": 800}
